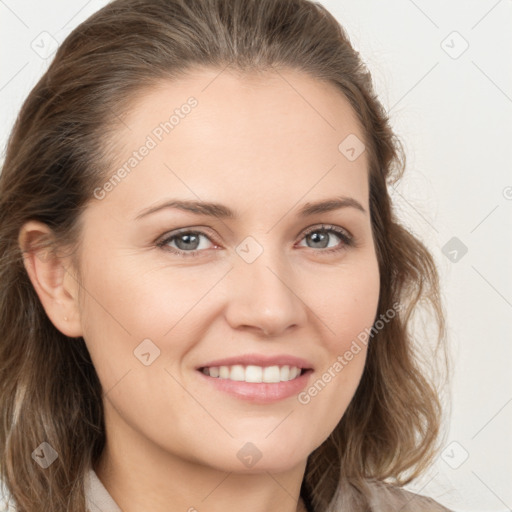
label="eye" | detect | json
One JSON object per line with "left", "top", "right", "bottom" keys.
{"left": 156, "top": 224, "right": 354, "bottom": 258}
{"left": 297, "top": 224, "right": 354, "bottom": 254}
{"left": 156, "top": 229, "right": 217, "bottom": 258}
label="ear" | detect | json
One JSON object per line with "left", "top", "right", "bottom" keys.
{"left": 18, "top": 220, "right": 83, "bottom": 338}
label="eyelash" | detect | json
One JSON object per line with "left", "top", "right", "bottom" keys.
{"left": 156, "top": 224, "right": 355, "bottom": 258}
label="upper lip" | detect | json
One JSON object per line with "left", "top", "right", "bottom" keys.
{"left": 197, "top": 353, "right": 314, "bottom": 370}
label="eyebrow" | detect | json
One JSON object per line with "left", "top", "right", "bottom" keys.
{"left": 134, "top": 195, "right": 367, "bottom": 220}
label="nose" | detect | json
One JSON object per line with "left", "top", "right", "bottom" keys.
{"left": 223, "top": 243, "right": 308, "bottom": 338}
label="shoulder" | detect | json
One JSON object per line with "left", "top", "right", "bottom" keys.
{"left": 84, "top": 468, "right": 122, "bottom": 512}
{"left": 362, "top": 478, "right": 453, "bottom": 512}
{"left": 0, "top": 479, "right": 16, "bottom": 511}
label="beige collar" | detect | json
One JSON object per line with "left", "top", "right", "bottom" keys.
{"left": 84, "top": 468, "right": 122, "bottom": 512}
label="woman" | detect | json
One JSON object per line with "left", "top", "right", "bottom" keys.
{"left": 0, "top": 0, "right": 452, "bottom": 510}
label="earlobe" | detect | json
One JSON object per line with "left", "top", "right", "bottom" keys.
{"left": 18, "top": 220, "right": 83, "bottom": 338}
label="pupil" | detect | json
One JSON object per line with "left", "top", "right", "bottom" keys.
{"left": 309, "top": 231, "right": 327, "bottom": 248}
{"left": 177, "top": 233, "right": 198, "bottom": 250}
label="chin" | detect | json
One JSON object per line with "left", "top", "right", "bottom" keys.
{"left": 207, "top": 437, "right": 312, "bottom": 474}
{"left": 212, "top": 455, "right": 307, "bottom": 475}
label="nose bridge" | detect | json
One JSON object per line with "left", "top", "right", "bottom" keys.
{"left": 225, "top": 234, "right": 306, "bottom": 335}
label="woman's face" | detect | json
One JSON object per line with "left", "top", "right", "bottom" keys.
{"left": 75, "top": 67, "right": 380, "bottom": 473}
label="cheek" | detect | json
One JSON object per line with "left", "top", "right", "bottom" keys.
{"left": 297, "top": 290, "right": 377, "bottom": 450}
{"left": 76, "top": 251, "right": 168, "bottom": 387}
{"left": 313, "top": 255, "right": 380, "bottom": 354}
{"left": 298, "top": 254, "right": 379, "bottom": 420}
{"left": 79, "top": 250, "right": 193, "bottom": 337}
{"left": 87, "top": 254, "right": 228, "bottom": 331}
{"left": 77, "top": 249, "right": 225, "bottom": 388}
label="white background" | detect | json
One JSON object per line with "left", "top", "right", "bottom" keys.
{"left": 1, "top": 1, "right": 511, "bottom": 511}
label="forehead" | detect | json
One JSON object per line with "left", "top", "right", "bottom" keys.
{"left": 98, "top": 67, "right": 369, "bottom": 216}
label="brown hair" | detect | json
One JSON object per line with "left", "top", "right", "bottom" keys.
{"left": 0, "top": 0, "right": 449, "bottom": 510}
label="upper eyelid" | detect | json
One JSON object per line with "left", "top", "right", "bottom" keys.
{"left": 302, "top": 223, "right": 352, "bottom": 238}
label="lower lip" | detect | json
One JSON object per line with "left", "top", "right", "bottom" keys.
{"left": 197, "top": 370, "right": 313, "bottom": 404}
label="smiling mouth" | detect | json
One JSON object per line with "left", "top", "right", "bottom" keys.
{"left": 199, "top": 364, "right": 307, "bottom": 383}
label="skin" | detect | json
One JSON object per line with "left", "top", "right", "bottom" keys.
{"left": 19, "top": 67, "right": 380, "bottom": 512}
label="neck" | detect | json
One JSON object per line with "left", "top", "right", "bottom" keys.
{"left": 94, "top": 422, "right": 310, "bottom": 512}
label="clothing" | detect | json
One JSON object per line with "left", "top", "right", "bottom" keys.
{"left": 85, "top": 469, "right": 122, "bottom": 512}
{"left": 84, "top": 468, "right": 453, "bottom": 512}
{"left": 0, "top": 467, "right": 453, "bottom": 511}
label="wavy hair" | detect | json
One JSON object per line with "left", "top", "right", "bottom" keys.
{"left": 0, "top": 0, "right": 449, "bottom": 510}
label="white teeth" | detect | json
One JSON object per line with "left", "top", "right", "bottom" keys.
{"left": 202, "top": 364, "right": 303, "bottom": 383}
{"left": 245, "top": 365, "right": 263, "bottom": 382}
{"left": 280, "top": 365, "right": 290, "bottom": 381}
{"left": 230, "top": 365, "right": 245, "bottom": 381}
{"left": 262, "top": 366, "right": 280, "bottom": 383}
